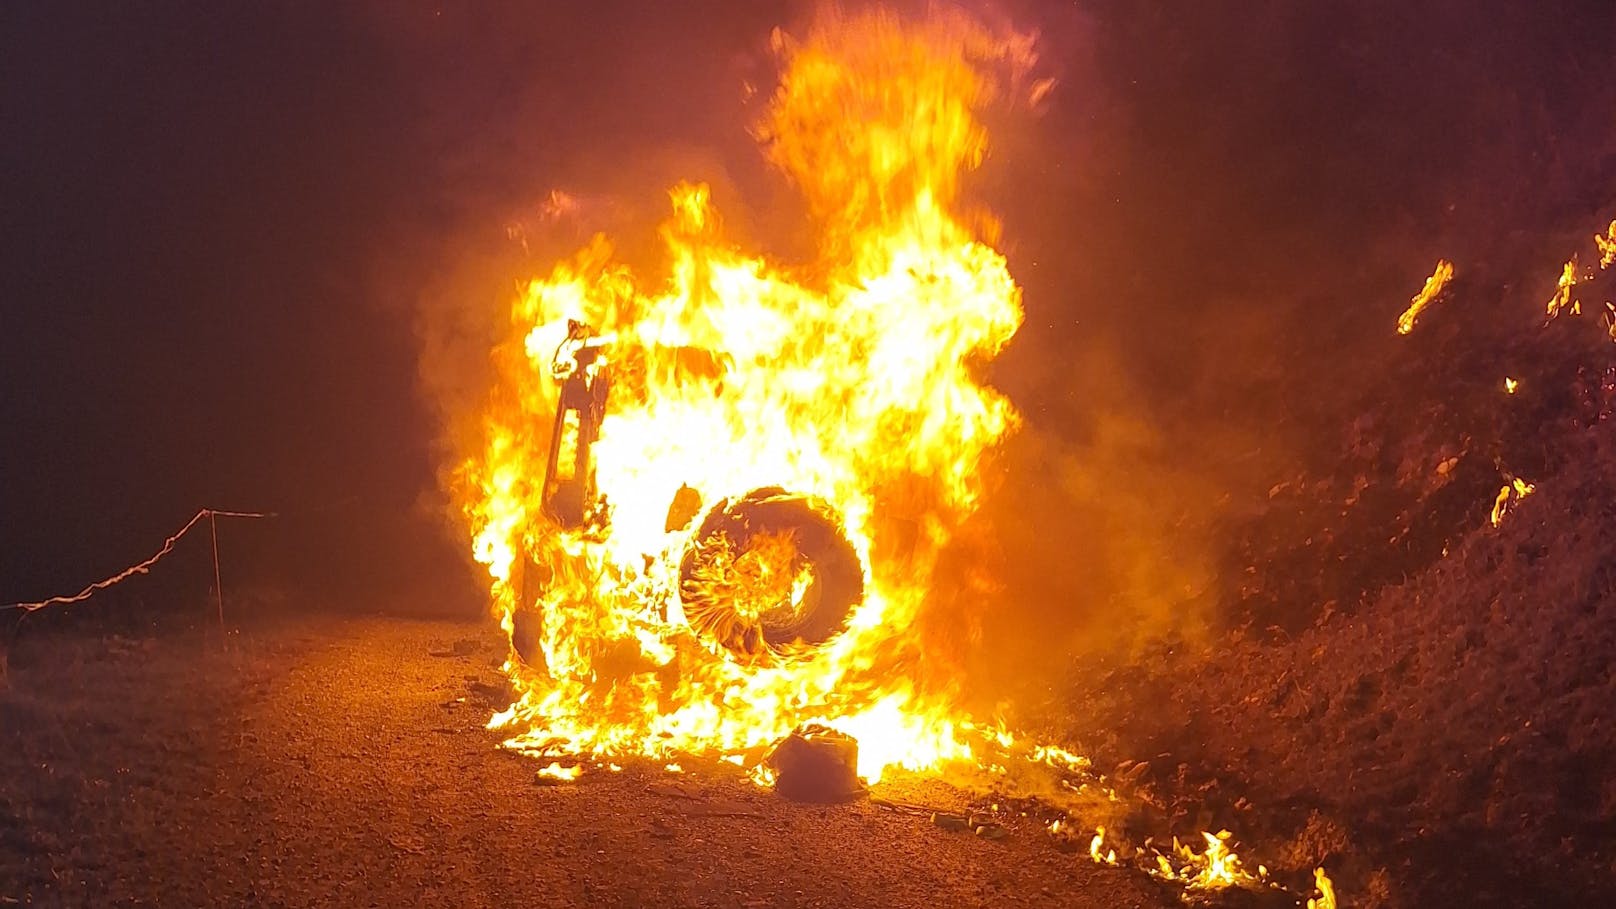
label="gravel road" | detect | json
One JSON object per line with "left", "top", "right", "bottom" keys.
{"left": 0, "top": 613, "right": 1178, "bottom": 908}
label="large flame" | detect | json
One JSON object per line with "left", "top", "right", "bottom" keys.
{"left": 458, "top": 8, "right": 1035, "bottom": 783}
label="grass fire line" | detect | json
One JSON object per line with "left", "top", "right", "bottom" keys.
{"left": 454, "top": 7, "right": 1334, "bottom": 907}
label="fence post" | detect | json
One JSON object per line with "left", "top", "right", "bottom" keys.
{"left": 209, "top": 510, "right": 226, "bottom": 639}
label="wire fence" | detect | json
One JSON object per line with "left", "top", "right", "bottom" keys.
{"left": 3, "top": 508, "right": 272, "bottom": 613}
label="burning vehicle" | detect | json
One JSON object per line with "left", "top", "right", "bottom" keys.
{"left": 518, "top": 317, "right": 866, "bottom": 665}
{"left": 460, "top": 10, "right": 1038, "bottom": 783}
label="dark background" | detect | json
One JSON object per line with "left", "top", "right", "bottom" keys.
{"left": 3, "top": 1, "right": 1612, "bottom": 623}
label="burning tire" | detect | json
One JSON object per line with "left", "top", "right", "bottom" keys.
{"left": 678, "top": 487, "right": 864, "bottom": 659}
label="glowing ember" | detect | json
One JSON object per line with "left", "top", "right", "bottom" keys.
{"left": 1396, "top": 259, "right": 1455, "bottom": 335}
{"left": 460, "top": 8, "right": 1036, "bottom": 784}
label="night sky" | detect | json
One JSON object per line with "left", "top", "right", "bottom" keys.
{"left": 3, "top": 1, "right": 1612, "bottom": 618}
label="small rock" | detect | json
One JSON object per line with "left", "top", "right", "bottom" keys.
{"left": 973, "top": 823, "right": 1008, "bottom": 840}
{"left": 932, "top": 812, "right": 971, "bottom": 831}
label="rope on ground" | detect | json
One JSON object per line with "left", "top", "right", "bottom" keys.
{"left": 3, "top": 508, "right": 272, "bottom": 612}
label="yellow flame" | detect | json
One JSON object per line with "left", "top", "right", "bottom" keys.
{"left": 1490, "top": 478, "right": 1536, "bottom": 527}
{"left": 535, "top": 761, "right": 582, "bottom": 782}
{"left": 1396, "top": 259, "right": 1455, "bottom": 335}
{"left": 1503, "top": 377, "right": 1519, "bottom": 394}
{"left": 1547, "top": 257, "right": 1579, "bottom": 320}
{"left": 1089, "top": 826, "right": 1119, "bottom": 865}
{"left": 1133, "top": 830, "right": 1266, "bottom": 890}
{"left": 1180, "top": 831, "right": 1253, "bottom": 890}
{"left": 1307, "top": 867, "right": 1338, "bottom": 909}
{"left": 1595, "top": 220, "right": 1616, "bottom": 270}
{"left": 1490, "top": 485, "right": 1511, "bottom": 526}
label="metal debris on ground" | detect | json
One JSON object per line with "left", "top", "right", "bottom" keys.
{"left": 931, "top": 810, "right": 1006, "bottom": 840}
{"left": 428, "top": 639, "right": 480, "bottom": 658}
{"left": 870, "top": 796, "right": 937, "bottom": 816}
{"left": 647, "top": 780, "right": 700, "bottom": 800}
{"left": 973, "top": 822, "right": 1007, "bottom": 839}
{"left": 764, "top": 724, "right": 863, "bottom": 802}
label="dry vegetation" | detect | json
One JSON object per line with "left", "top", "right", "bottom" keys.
{"left": 1045, "top": 374, "right": 1616, "bottom": 907}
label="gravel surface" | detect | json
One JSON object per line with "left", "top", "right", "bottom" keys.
{"left": 0, "top": 613, "right": 1178, "bottom": 908}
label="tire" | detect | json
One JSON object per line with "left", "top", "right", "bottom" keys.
{"left": 678, "top": 487, "right": 864, "bottom": 659}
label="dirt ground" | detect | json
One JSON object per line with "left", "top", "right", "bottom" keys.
{"left": 0, "top": 612, "right": 1181, "bottom": 909}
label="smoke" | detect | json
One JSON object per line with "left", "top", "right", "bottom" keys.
{"left": 952, "top": 0, "right": 1616, "bottom": 691}
{"left": 388, "top": 0, "right": 1615, "bottom": 664}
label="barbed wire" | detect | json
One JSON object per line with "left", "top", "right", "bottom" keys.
{"left": 3, "top": 508, "right": 272, "bottom": 612}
